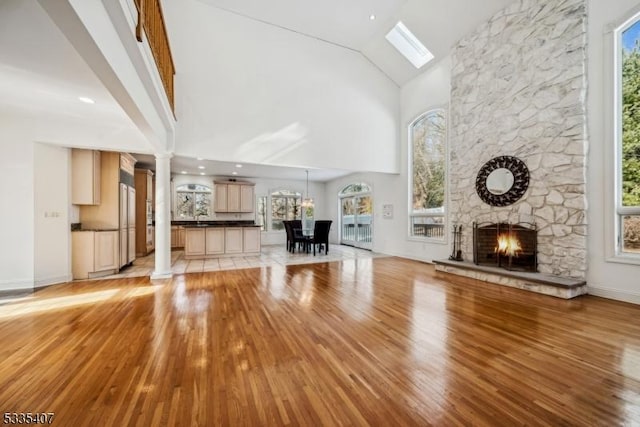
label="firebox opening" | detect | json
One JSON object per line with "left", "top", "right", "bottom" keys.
{"left": 473, "top": 222, "right": 537, "bottom": 272}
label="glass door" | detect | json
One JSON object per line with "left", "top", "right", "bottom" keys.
{"left": 340, "top": 195, "right": 372, "bottom": 249}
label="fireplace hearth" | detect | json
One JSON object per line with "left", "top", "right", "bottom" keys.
{"left": 473, "top": 222, "right": 537, "bottom": 272}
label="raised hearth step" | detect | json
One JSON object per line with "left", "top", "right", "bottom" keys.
{"left": 432, "top": 259, "right": 587, "bottom": 299}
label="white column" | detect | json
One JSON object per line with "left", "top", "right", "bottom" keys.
{"left": 151, "top": 152, "right": 173, "bottom": 280}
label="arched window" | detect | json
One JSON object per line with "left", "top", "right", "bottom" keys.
{"left": 271, "top": 190, "right": 301, "bottom": 230}
{"left": 615, "top": 14, "right": 640, "bottom": 256}
{"left": 339, "top": 183, "right": 372, "bottom": 195}
{"left": 409, "top": 108, "right": 446, "bottom": 240}
{"left": 176, "top": 184, "right": 211, "bottom": 219}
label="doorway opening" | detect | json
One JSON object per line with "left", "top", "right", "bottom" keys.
{"left": 339, "top": 183, "right": 372, "bottom": 250}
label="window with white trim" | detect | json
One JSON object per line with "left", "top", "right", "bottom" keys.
{"left": 616, "top": 15, "right": 640, "bottom": 256}
{"left": 256, "top": 195, "right": 267, "bottom": 231}
{"left": 271, "top": 190, "right": 301, "bottom": 231}
{"left": 176, "top": 184, "right": 211, "bottom": 219}
{"left": 409, "top": 108, "right": 446, "bottom": 240}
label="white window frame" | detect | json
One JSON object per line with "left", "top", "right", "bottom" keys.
{"left": 270, "top": 190, "right": 302, "bottom": 232}
{"left": 256, "top": 195, "right": 268, "bottom": 231}
{"left": 605, "top": 7, "right": 640, "bottom": 265}
{"left": 408, "top": 106, "right": 448, "bottom": 244}
{"left": 175, "top": 184, "right": 212, "bottom": 220}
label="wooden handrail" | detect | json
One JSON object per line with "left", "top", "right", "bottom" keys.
{"left": 134, "top": 0, "right": 175, "bottom": 114}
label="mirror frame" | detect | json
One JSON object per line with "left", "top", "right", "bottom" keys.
{"left": 475, "top": 156, "right": 529, "bottom": 207}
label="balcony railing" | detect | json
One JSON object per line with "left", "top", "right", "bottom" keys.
{"left": 412, "top": 223, "right": 444, "bottom": 239}
{"left": 134, "top": 0, "right": 175, "bottom": 113}
{"left": 342, "top": 224, "right": 372, "bottom": 243}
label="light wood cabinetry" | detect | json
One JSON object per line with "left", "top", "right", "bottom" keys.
{"left": 243, "top": 227, "right": 261, "bottom": 253}
{"left": 240, "top": 185, "right": 254, "bottom": 213}
{"left": 185, "top": 228, "right": 206, "bottom": 256}
{"left": 205, "top": 228, "right": 225, "bottom": 255}
{"left": 72, "top": 230, "right": 119, "bottom": 279}
{"left": 135, "top": 169, "right": 154, "bottom": 257}
{"left": 184, "top": 226, "right": 261, "bottom": 258}
{"left": 214, "top": 184, "right": 228, "bottom": 212}
{"left": 224, "top": 228, "right": 243, "bottom": 254}
{"left": 214, "top": 182, "right": 255, "bottom": 213}
{"left": 171, "top": 226, "right": 186, "bottom": 248}
{"left": 227, "top": 184, "right": 241, "bottom": 212}
{"left": 72, "top": 149, "right": 101, "bottom": 205}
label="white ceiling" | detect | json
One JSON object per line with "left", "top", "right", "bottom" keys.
{"left": 197, "top": 0, "right": 515, "bottom": 86}
{"left": 134, "top": 154, "right": 352, "bottom": 182}
{"left": 0, "top": 0, "right": 150, "bottom": 152}
{"left": 196, "top": 0, "right": 407, "bottom": 51}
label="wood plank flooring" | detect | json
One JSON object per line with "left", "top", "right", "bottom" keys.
{"left": 0, "top": 257, "right": 639, "bottom": 426}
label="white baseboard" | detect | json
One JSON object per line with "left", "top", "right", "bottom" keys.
{"left": 374, "top": 249, "right": 434, "bottom": 264}
{"left": 34, "top": 275, "right": 72, "bottom": 289}
{"left": 0, "top": 278, "right": 34, "bottom": 292}
{"left": 587, "top": 285, "right": 640, "bottom": 305}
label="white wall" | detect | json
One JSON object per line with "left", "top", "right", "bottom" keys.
{"left": 163, "top": 0, "right": 399, "bottom": 174}
{"left": 171, "top": 174, "right": 326, "bottom": 246}
{"left": 0, "top": 122, "right": 35, "bottom": 291}
{"left": 323, "top": 57, "right": 452, "bottom": 262}
{"left": 586, "top": 0, "right": 640, "bottom": 303}
{"left": 34, "top": 143, "right": 72, "bottom": 287}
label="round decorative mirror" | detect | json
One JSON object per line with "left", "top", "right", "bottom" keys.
{"left": 486, "top": 168, "right": 515, "bottom": 195}
{"left": 476, "top": 156, "right": 529, "bottom": 207}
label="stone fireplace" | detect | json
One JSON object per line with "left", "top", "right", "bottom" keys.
{"left": 473, "top": 222, "right": 537, "bottom": 272}
{"left": 448, "top": 0, "right": 588, "bottom": 281}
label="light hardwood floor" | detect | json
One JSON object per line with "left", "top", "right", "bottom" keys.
{"left": 1, "top": 257, "right": 639, "bottom": 426}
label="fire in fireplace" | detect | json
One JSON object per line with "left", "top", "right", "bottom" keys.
{"left": 473, "top": 222, "right": 537, "bottom": 272}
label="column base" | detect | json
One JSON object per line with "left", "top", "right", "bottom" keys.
{"left": 150, "top": 271, "right": 173, "bottom": 280}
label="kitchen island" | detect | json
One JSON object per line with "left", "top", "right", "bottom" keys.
{"left": 181, "top": 222, "right": 261, "bottom": 259}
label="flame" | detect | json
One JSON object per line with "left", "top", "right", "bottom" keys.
{"left": 495, "top": 233, "right": 522, "bottom": 257}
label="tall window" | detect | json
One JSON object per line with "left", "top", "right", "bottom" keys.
{"left": 176, "top": 184, "right": 211, "bottom": 219}
{"left": 271, "top": 190, "right": 301, "bottom": 230}
{"left": 409, "top": 108, "right": 446, "bottom": 240}
{"left": 618, "top": 16, "right": 640, "bottom": 256}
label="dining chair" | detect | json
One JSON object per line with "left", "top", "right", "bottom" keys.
{"left": 309, "top": 220, "right": 332, "bottom": 255}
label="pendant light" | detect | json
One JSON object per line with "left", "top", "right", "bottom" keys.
{"left": 302, "top": 170, "right": 314, "bottom": 208}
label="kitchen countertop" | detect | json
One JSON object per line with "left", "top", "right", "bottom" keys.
{"left": 173, "top": 220, "right": 259, "bottom": 228}
{"left": 181, "top": 223, "right": 261, "bottom": 228}
{"left": 72, "top": 228, "right": 119, "bottom": 232}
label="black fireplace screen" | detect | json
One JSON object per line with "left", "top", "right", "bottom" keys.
{"left": 473, "top": 222, "right": 537, "bottom": 272}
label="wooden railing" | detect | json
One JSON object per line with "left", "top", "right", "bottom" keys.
{"left": 134, "top": 0, "right": 175, "bottom": 114}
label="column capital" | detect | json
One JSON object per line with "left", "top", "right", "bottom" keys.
{"left": 154, "top": 152, "right": 174, "bottom": 160}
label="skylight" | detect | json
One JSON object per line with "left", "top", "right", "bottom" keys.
{"left": 385, "top": 21, "right": 434, "bottom": 68}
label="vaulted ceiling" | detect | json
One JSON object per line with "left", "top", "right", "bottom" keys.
{"left": 0, "top": 0, "right": 517, "bottom": 177}
{"left": 196, "top": 0, "right": 515, "bottom": 86}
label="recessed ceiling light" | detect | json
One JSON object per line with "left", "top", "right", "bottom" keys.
{"left": 200, "top": 172, "right": 205, "bottom": 176}
{"left": 232, "top": 171, "right": 238, "bottom": 175}
{"left": 369, "top": 14, "right": 376, "bottom": 21}
{"left": 235, "top": 164, "right": 242, "bottom": 168}
{"left": 386, "top": 21, "right": 434, "bottom": 68}
{"left": 78, "top": 96, "right": 95, "bottom": 104}
{"left": 198, "top": 165, "right": 205, "bottom": 169}
{"left": 181, "top": 171, "right": 187, "bottom": 174}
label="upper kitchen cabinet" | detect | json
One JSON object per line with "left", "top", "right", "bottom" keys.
{"left": 71, "top": 149, "right": 101, "bottom": 205}
{"left": 214, "top": 181, "right": 255, "bottom": 213}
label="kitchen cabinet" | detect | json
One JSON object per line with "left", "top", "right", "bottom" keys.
{"left": 135, "top": 169, "right": 154, "bottom": 257}
{"left": 72, "top": 230, "right": 119, "bottom": 279}
{"left": 205, "top": 228, "right": 225, "bottom": 255}
{"left": 240, "top": 185, "right": 254, "bottom": 213}
{"left": 184, "top": 226, "right": 261, "bottom": 259}
{"left": 185, "top": 228, "right": 206, "bottom": 256}
{"left": 224, "top": 228, "right": 243, "bottom": 254}
{"left": 171, "top": 226, "right": 186, "bottom": 248}
{"left": 76, "top": 151, "right": 136, "bottom": 272}
{"left": 214, "top": 182, "right": 255, "bottom": 213}
{"left": 214, "top": 184, "right": 228, "bottom": 212}
{"left": 243, "top": 227, "right": 261, "bottom": 253}
{"left": 71, "top": 149, "right": 101, "bottom": 205}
